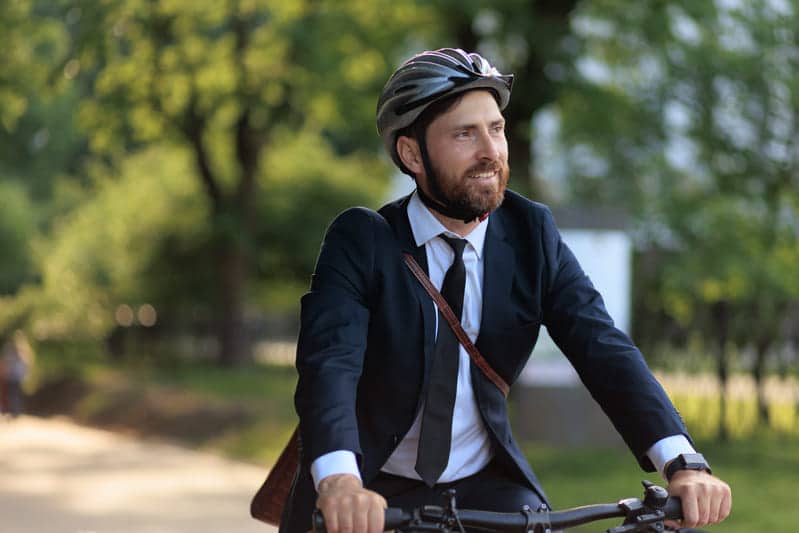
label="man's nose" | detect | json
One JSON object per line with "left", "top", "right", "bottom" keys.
{"left": 475, "top": 129, "right": 501, "bottom": 160}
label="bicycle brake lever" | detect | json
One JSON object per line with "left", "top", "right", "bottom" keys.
{"left": 642, "top": 480, "right": 669, "bottom": 509}
{"left": 608, "top": 481, "right": 670, "bottom": 533}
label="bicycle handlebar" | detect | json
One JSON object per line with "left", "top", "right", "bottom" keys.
{"left": 312, "top": 481, "right": 689, "bottom": 533}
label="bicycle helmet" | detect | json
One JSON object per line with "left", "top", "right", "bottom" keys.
{"left": 376, "top": 48, "right": 514, "bottom": 171}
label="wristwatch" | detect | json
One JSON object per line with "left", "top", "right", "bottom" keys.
{"left": 665, "top": 453, "right": 712, "bottom": 481}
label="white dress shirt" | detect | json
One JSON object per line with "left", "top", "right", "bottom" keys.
{"left": 310, "top": 192, "right": 695, "bottom": 489}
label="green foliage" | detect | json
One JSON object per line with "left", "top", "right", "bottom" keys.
{"left": 544, "top": 0, "right": 799, "bottom": 353}
{"left": 0, "top": 129, "right": 389, "bottom": 339}
{"left": 66, "top": 0, "right": 431, "bottom": 165}
{"left": 20, "top": 146, "right": 206, "bottom": 340}
{"left": 256, "top": 129, "right": 389, "bottom": 284}
{"left": 658, "top": 193, "right": 799, "bottom": 325}
{"left": 0, "top": 0, "right": 70, "bottom": 130}
{"left": 0, "top": 0, "right": 591, "bottom": 363}
{"left": 0, "top": 90, "right": 89, "bottom": 204}
{"left": 0, "top": 181, "right": 36, "bottom": 295}
{"left": 43, "top": 0, "right": 434, "bottom": 363}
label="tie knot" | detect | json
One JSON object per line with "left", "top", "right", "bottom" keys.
{"left": 439, "top": 234, "right": 467, "bottom": 258}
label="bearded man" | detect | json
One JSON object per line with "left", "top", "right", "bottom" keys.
{"left": 281, "top": 48, "right": 731, "bottom": 533}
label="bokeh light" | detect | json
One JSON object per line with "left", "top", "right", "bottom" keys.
{"left": 114, "top": 304, "right": 134, "bottom": 327}
{"left": 138, "top": 304, "right": 157, "bottom": 327}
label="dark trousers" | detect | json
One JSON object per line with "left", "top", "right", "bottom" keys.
{"left": 367, "top": 459, "right": 545, "bottom": 516}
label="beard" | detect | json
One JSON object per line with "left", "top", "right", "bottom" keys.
{"left": 426, "top": 159, "right": 510, "bottom": 221}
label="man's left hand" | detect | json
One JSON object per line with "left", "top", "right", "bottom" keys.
{"left": 665, "top": 469, "right": 731, "bottom": 529}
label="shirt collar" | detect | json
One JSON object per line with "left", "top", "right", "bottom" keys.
{"left": 407, "top": 190, "right": 488, "bottom": 259}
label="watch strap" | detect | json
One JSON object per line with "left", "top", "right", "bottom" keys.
{"left": 665, "top": 452, "right": 712, "bottom": 481}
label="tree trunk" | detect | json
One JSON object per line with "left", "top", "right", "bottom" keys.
{"left": 187, "top": 134, "right": 250, "bottom": 367}
{"left": 753, "top": 338, "right": 772, "bottom": 427}
{"left": 713, "top": 301, "right": 730, "bottom": 442}
{"left": 217, "top": 233, "right": 248, "bottom": 367}
{"left": 214, "top": 103, "right": 260, "bottom": 367}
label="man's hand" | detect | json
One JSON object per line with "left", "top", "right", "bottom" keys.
{"left": 665, "top": 469, "right": 732, "bottom": 529}
{"left": 315, "top": 474, "right": 387, "bottom": 533}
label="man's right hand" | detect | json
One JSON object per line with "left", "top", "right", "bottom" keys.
{"left": 315, "top": 474, "right": 387, "bottom": 533}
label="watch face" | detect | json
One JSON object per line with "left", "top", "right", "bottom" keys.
{"left": 666, "top": 453, "right": 711, "bottom": 481}
{"left": 682, "top": 453, "right": 706, "bottom": 465}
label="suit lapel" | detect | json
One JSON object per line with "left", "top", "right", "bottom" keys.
{"left": 379, "top": 195, "right": 436, "bottom": 384}
{"left": 479, "top": 208, "right": 516, "bottom": 340}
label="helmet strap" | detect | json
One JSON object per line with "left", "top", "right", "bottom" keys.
{"left": 416, "top": 132, "right": 488, "bottom": 224}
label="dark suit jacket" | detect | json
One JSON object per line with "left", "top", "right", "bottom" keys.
{"left": 280, "top": 190, "right": 688, "bottom": 532}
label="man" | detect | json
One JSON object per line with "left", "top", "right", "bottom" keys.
{"left": 281, "top": 48, "right": 731, "bottom": 533}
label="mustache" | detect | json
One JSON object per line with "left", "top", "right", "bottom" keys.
{"left": 464, "top": 162, "right": 502, "bottom": 176}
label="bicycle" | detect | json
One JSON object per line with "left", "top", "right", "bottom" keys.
{"left": 312, "top": 480, "right": 709, "bottom": 532}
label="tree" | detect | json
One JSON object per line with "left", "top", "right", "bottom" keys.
{"left": 536, "top": 0, "right": 799, "bottom": 434}
{"left": 657, "top": 194, "right": 799, "bottom": 438}
{"left": 4, "top": 0, "right": 592, "bottom": 366}
{"left": 59, "top": 0, "right": 428, "bottom": 365}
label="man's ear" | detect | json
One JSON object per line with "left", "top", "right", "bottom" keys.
{"left": 396, "top": 136, "right": 424, "bottom": 175}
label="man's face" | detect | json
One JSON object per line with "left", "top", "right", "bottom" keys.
{"left": 420, "top": 90, "right": 509, "bottom": 218}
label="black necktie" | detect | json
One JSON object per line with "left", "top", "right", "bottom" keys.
{"left": 415, "top": 234, "right": 467, "bottom": 486}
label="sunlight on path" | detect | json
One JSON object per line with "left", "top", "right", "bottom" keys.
{"left": 0, "top": 416, "right": 277, "bottom": 533}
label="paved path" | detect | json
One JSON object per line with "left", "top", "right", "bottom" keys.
{"left": 0, "top": 416, "right": 277, "bottom": 533}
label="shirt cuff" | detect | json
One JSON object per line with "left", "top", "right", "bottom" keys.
{"left": 646, "top": 435, "right": 697, "bottom": 480}
{"left": 310, "top": 450, "right": 362, "bottom": 491}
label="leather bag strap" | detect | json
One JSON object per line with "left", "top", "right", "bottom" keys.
{"left": 403, "top": 252, "right": 510, "bottom": 398}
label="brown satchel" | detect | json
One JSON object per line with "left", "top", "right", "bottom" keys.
{"left": 250, "top": 253, "right": 510, "bottom": 525}
{"left": 250, "top": 426, "right": 299, "bottom": 525}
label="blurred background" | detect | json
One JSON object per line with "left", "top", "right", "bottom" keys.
{"left": 1, "top": 1, "right": 798, "bottom": 531}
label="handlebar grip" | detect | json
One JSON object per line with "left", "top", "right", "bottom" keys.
{"left": 312, "top": 507, "right": 412, "bottom": 532}
{"left": 311, "top": 509, "right": 326, "bottom": 532}
{"left": 662, "top": 496, "right": 683, "bottom": 521}
{"left": 384, "top": 507, "right": 412, "bottom": 529}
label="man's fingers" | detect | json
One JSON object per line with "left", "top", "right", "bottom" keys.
{"left": 707, "top": 487, "right": 724, "bottom": 523}
{"left": 320, "top": 506, "right": 339, "bottom": 533}
{"left": 679, "top": 486, "right": 700, "bottom": 528}
{"left": 697, "top": 486, "right": 711, "bottom": 525}
{"left": 708, "top": 484, "right": 732, "bottom": 524}
{"left": 366, "top": 499, "right": 385, "bottom": 533}
{"left": 720, "top": 488, "right": 733, "bottom": 521}
{"left": 350, "top": 492, "right": 374, "bottom": 533}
